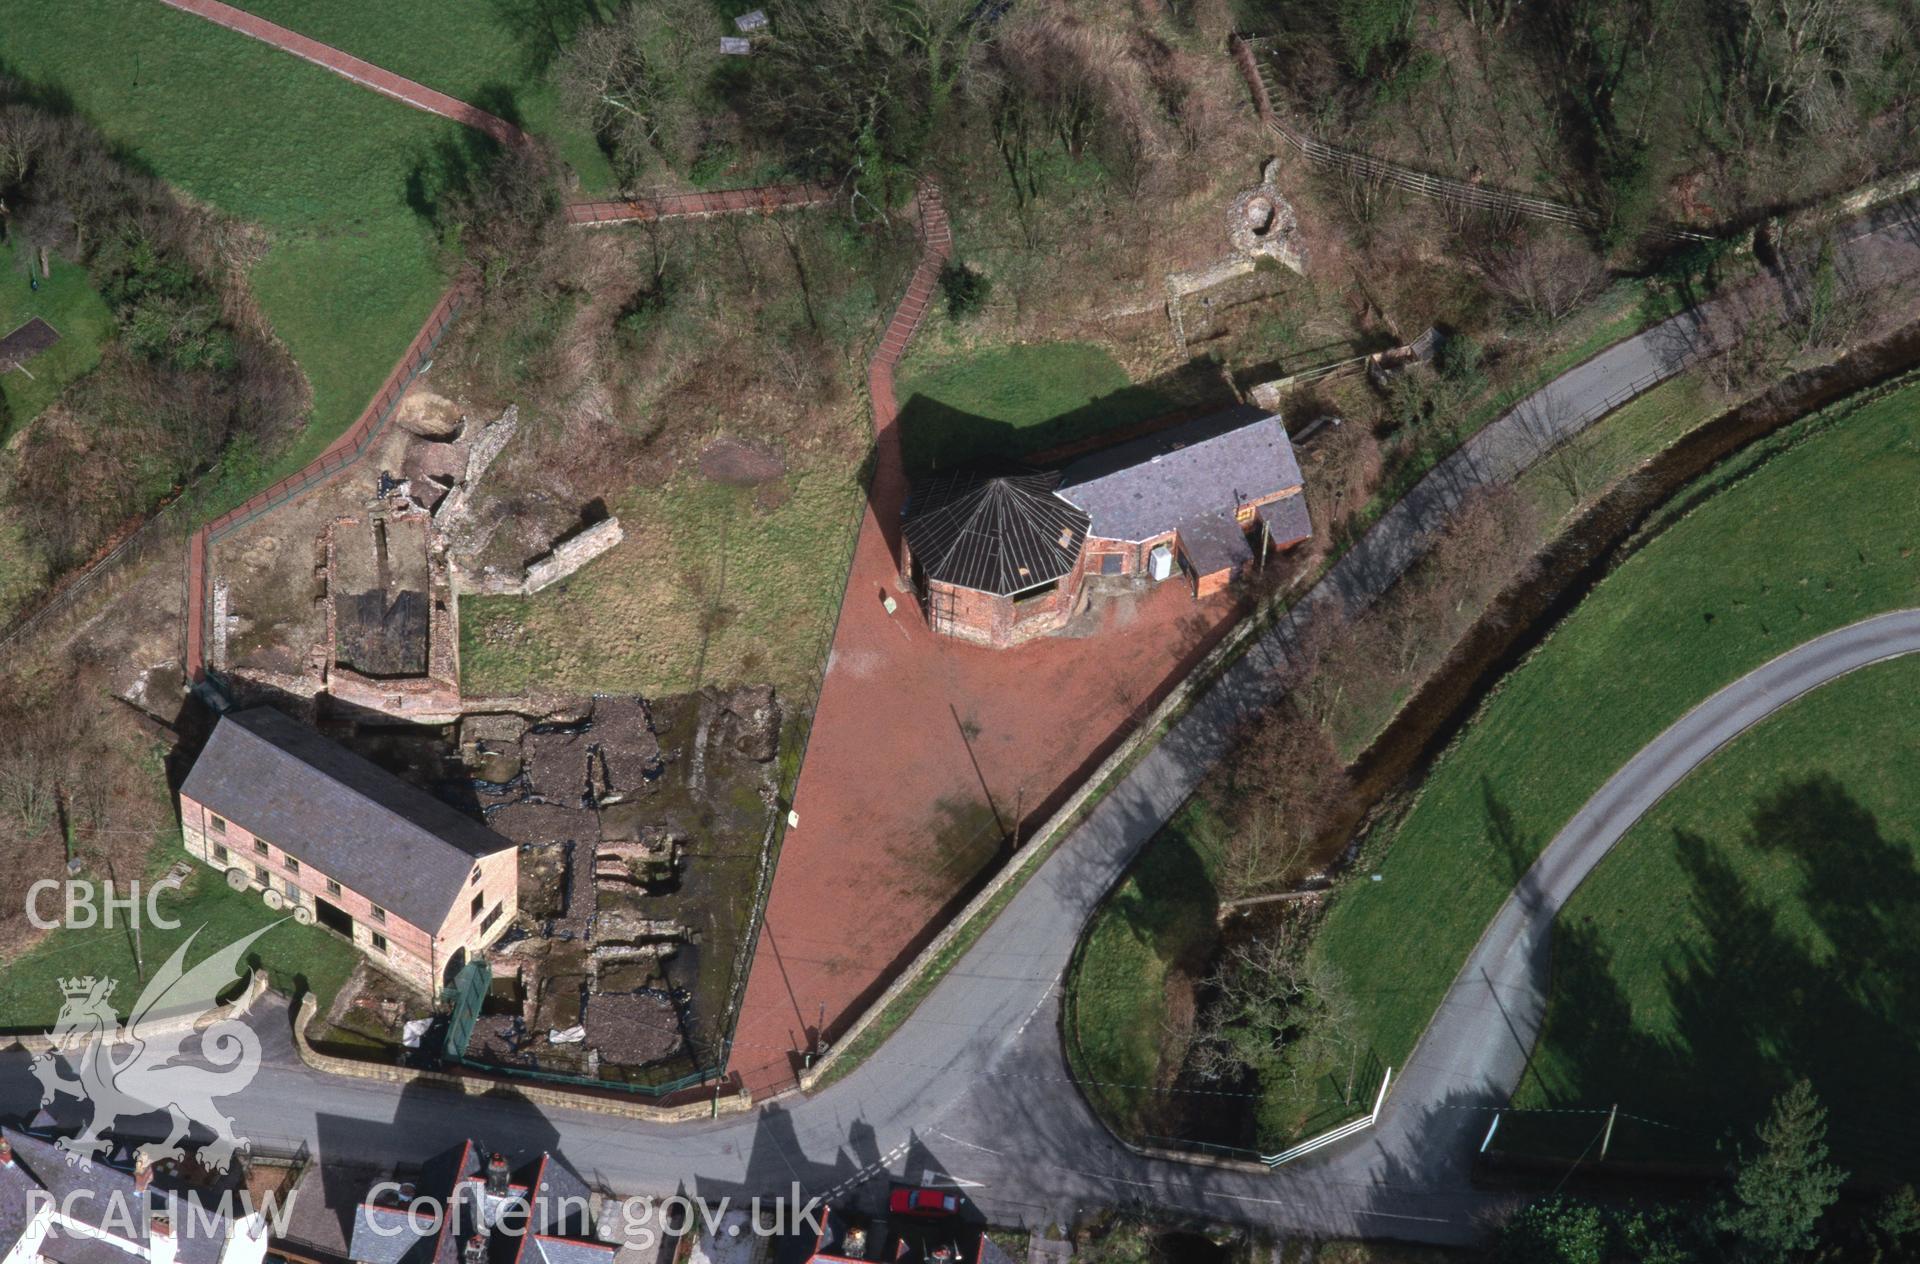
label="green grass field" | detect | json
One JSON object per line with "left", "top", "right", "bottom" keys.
{"left": 0, "top": 0, "right": 461, "bottom": 494}
{"left": 232, "top": 0, "right": 617, "bottom": 192}
{"left": 0, "top": 839, "right": 362, "bottom": 1031}
{"left": 0, "top": 241, "right": 115, "bottom": 435}
{"left": 1063, "top": 802, "right": 1228, "bottom": 1143}
{"left": 460, "top": 460, "right": 864, "bottom": 697}
{"left": 1511, "top": 656, "right": 1920, "bottom": 1176}
{"left": 1302, "top": 378, "right": 1920, "bottom": 1137}
{"left": 894, "top": 341, "right": 1179, "bottom": 470}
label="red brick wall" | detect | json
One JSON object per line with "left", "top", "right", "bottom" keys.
{"left": 180, "top": 792, "right": 512, "bottom": 992}
{"left": 928, "top": 573, "right": 1079, "bottom": 647}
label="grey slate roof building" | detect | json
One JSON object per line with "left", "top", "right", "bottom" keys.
{"left": 0, "top": 1130, "right": 262, "bottom": 1264}
{"left": 901, "top": 469, "right": 1090, "bottom": 596}
{"left": 180, "top": 707, "right": 513, "bottom": 930}
{"left": 347, "top": 1143, "right": 611, "bottom": 1264}
{"left": 1057, "top": 404, "right": 1305, "bottom": 543}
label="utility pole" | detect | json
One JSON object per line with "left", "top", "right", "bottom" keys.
{"left": 1599, "top": 1103, "right": 1619, "bottom": 1161}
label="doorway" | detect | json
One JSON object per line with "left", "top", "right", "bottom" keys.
{"left": 314, "top": 896, "right": 353, "bottom": 938}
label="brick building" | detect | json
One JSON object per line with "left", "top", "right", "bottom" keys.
{"left": 346, "top": 1141, "right": 612, "bottom": 1264}
{"left": 179, "top": 707, "right": 518, "bottom": 993}
{"left": 902, "top": 406, "right": 1312, "bottom": 644}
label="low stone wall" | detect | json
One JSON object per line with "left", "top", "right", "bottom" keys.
{"left": 3, "top": 969, "right": 271, "bottom": 1054}
{"left": 524, "top": 519, "right": 624, "bottom": 595}
{"left": 292, "top": 993, "right": 752, "bottom": 1123}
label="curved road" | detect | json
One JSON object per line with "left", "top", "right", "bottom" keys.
{"left": 7, "top": 215, "right": 1918, "bottom": 1248}
{"left": 8, "top": 615, "right": 1912, "bottom": 1249}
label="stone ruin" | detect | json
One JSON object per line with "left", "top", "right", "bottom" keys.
{"left": 1228, "top": 159, "right": 1307, "bottom": 272}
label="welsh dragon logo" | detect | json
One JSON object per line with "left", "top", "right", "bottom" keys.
{"left": 30, "top": 923, "right": 278, "bottom": 1173}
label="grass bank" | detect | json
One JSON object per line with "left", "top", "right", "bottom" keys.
{"left": 232, "top": 0, "right": 617, "bottom": 192}
{"left": 1305, "top": 377, "right": 1920, "bottom": 1136}
{"left": 894, "top": 341, "right": 1180, "bottom": 470}
{"left": 1511, "top": 656, "right": 1920, "bottom": 1177}
{"left": 0, "top": 0, "right": 460, "bottom": 497}
{"left": 0, "top": 838, "right": 362, "bottom": 1030}
{"left": 0, "top": 241, "right": 114, "bottom": 432}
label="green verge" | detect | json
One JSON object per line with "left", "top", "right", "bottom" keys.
{"left": 0, "top": 836, "right": 362, "bottom": 1030}
{"left": 1304, "top": 376, "right": 1920, "bottom": 1136}
{"left": 0, "top": 0, "right": 460, "bottom": 501}
{"left": 1510, "top": 655, "right": 1920, "bottom": 1178}
{"left": 0, "top": 240, "right": 114, "bottom": 434}
{"left": 232, "top": 0, "right": 617, "bottom": 192}
{"left": 894, "top": 341, "right": 1178, "bottom": 470}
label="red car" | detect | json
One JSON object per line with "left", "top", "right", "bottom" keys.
{"left": 888, "top": 1187, "right": 960, "bottom": 1217}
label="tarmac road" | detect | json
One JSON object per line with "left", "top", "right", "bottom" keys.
{"left": 7, "top": 205, "right": 1919, "bottom": 1248}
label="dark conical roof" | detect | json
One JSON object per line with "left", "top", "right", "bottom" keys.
{"left": 903, "top": 469, "right": 1090, "bottom": 596}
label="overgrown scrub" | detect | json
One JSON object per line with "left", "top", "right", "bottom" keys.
{"left": 0, "top": 89, "right": 304, "bottom": 579}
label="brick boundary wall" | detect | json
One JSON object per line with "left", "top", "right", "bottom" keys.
{"left": 291, "top": 992, "right": 753, "bottom": 1123}
{"left": 158, "top": 0, "right": 529, "bottom": 147}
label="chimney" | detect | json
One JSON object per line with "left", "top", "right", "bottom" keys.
{"left": 134, "top": 1153, "right": 153, "bottom": 1193}
{"left": 464, "top": 1235, "right": 488, "bottom": 1264}
{"left": 485, "top": 1153, "right": 510, "bottom": 1197}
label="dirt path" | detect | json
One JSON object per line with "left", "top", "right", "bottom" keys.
{"left": 157, "top": 0, "right": 529, "bottom": 146}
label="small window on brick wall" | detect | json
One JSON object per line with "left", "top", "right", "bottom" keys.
{"left": 209, "top": 814, "right": 226, "bottom": 834}
{"left": 1100, "top": 553, "right": 1123, "bottom": 576}
{"left": 254, "top": 840, "right": 268, "bottom": 857}
{"left": 284, "top": 856, "right": 300, "bottom": 875}
{"left": 370, "top": 905, "right": 386, "bottom": 924}
{"left": 326, "top": 878, "right": 342, "bottom": 897}
{"left": 471, "top": 893, "right": 485, "bottom": 919}
{"left": 213, "top": 844, "right": 228, "bottom": 864}
{"left": 369, "top": 931, "right": 388, "bottom": 954}
{"left": 255, "top": 865, "right": 269, "bottom": 884}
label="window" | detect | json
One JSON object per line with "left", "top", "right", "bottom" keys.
{"left": 369, "top": 931, "right": 388, "bottom": 954}
{"left": 480, "top": 905, "right": 502, "bottom": 934}
{"left": 1099, "top": 553, "right": 1123, "bottom": 576}
{"left": 470, "top": 865, "right": 482, "bottom": 885}
{"left": 255, "top": 865, "right": 269, "bottom": 884}
{"left": 213, "top": 844, "right": 228, "bottom": 864}
{"left": 209, "top": 814, "right": 227, "bottom": 835}
{"left": 470, "top": 893, "right": 485, "bottom": 919}
{"left": 253, "top": 840, "right": 268, "bottom": 856}
{"left": 370, "top": 904, "right": 386, "bottom": 924}
{"left": 326, "top": 878, "right": 342, "bottom": 897}
{"left": 284, "top": 856, "right": 300, "bottom": 875}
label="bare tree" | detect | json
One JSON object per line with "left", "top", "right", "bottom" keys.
{"left": 1481, "top": 233, "right": 1607, "bottom": 330}
{"left": 557, "top": 0, "right": 717, "bottom": 187}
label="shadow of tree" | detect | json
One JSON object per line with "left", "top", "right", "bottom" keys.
{"left": 1514, "top": 774, "right": 1920, "bottom": 1180}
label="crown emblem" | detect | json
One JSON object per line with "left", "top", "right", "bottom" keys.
{"left": 59, "top": 977, "right": 112, "bottom": 1000}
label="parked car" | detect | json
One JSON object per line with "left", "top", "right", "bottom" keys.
{"left": 888, "top": 1187, "right": 960, "bottom": 1217}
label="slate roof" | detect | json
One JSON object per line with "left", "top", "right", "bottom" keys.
{"left": 348, "top": 1143, "right": 610, "bottom": 1264}
{"left": 902, "top": 470, "right": 1089, "bottom": 597}
{"left": 1058, "top": 405, "right": 1303, "bottom": 543}
{"left": 1257, "top": 493, "right": 1313, "bottom": 547}
{"left": 1174, "top": 513, "right": 1254, "bottom": 576}
{"left": 0, "top": 1130, "right": 236, "bottom": 1264}
{"left": 181, "top": 708, "right": 512, "bottom": 930}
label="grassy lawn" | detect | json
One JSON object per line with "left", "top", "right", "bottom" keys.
{"left": 460, "top": 458, "right": 863, "bottom": 697}
{"left": 1302, "top": 377, "right": 1920, "bottom": 1137}
{"left": 0, "top": 0, "right": 461, "bottom": 498}
{"left": 1062, "top": 803, "right": 1227, "bottom": 1143}
{"left": 232, "top": 0, "right": 617, "bottom": 192}
{"left": 0, "top": 839, "right": 362, "bottom": 1031}
{"left": 1510, "top": 656, "right": 1920, "bottom": 1177}
{"left": 895, "top": 341, "right": 1179, "bottom": 470}
{"left": 0, "top": 241, "right": 114, "bottom": 434}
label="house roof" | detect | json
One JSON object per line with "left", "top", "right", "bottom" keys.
{"left": 180, "top": 708, "right": 513, "bottom": 929}
{"left": 1174, "top": 513, "right": 1254, "bottom": 577}
{"left": 0, "top": 1130, "right": 234, "bottom": 1264}
{"left": 350, "top": 1143, "right": 611, "bottom": 1264}
{"left": 902, "top": 470, "right": 1089, "bottom": 597}
{"left": 1057, "top": 406, "right": 1303, "bottom": 543}
{"left": 1257, "top": 493, "right": 1312, "bottom": 548}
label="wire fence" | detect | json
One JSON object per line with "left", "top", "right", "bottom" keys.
{"left": 1232, "top": 36, "right": 1714, "bottom": 243}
